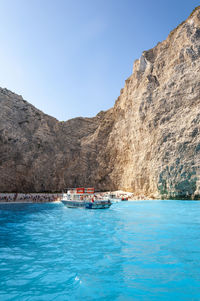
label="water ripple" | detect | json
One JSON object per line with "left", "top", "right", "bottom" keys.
{"left": 1, "top": 201, "right": 200, "bottom": 300}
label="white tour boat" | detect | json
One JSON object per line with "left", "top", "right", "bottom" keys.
{"left": 61, "top": 188, "right": 112, "bottom": 209}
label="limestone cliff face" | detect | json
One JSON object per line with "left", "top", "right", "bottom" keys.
{"left": 102, "top": 7, "right": 200, "bottom": 199}
{"left": 0, "top": 89, "right": 103, "bottom": 192}
{"left": 0, "top": 7, "right": 200, "bottom": 198}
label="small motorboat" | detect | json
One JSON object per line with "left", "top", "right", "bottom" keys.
{"left": 61, "top": 188, "right": 112, "bottom": 209}
{"left": 107, "top": 193, "right": 128, "bottom": 202}
{"left": 107, "top": 193, "right": 122, "bottom": 203}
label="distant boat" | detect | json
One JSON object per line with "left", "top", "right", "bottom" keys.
{"left": 108, "top": 193, "right": 122, "bottom": 203}
{"left": 108, "top": 193, "right": 128, "bottom": 202}
{"left": 61, "top": 188, "right": 112, "bottom": 209}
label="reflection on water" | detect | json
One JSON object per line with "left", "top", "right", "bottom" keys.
{"left": 1, "top": 201, "right": 200, "bottom": 300}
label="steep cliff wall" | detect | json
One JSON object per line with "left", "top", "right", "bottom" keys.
{"left": 101, "top": 6, "right": 200, "bottom": 199}
{"left": 0, "top": 7, "right": 200, "bottom": 198}
{"left": 0, "top": 88, "right": 103, "bottom": 192}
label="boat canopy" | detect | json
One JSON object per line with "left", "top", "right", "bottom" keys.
{"left": 65, "top": 188, "right": 95, "bottom": 194}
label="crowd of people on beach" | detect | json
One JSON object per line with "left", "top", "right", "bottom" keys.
{"left": 98, "top": 191, "right": 134, "bottom": 200}
{"left": 0, "top": 191, "right": 150, "bottom": 202}
{"left": 0, "top": 193, "right": 61, "bottom": 203}
{"left": 0, "top": 194, "right": 16, "bottom": 202}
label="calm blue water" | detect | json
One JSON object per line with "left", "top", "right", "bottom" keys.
{"left": 1, "top": 201, "right": 200, "bottom": 300}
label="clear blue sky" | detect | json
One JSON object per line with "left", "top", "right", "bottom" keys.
{"left": 0, "top": 0, "right": 199, "bottom": 120}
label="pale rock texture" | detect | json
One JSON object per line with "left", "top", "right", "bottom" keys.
{"left": 0, "top": 7, "right": 200, "bottom": 199}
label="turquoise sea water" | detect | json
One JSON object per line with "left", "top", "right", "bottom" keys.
{"left": 1, "top": 201, "right": 200, "bottom": 301}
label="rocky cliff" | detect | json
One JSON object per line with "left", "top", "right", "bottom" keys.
{"left": 0, "top": 7, "right": 200, "bottom": 199}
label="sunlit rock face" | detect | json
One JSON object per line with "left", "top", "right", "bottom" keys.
{"left": 0, "top": 7, "right": 200, "bottom": 198}
{"left": 103, "top": 7, "right": 200, "bottom": 199}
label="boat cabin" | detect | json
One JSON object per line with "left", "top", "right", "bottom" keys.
{"left": 63, "top": 187, "right": 95, "bottom": 201}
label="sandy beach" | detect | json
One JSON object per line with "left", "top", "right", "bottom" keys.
{"left": 0, "top": 193, "right": 62, "bottom": 203}
{"left": 0, "top": 191, "right": 156, "bottom": 203}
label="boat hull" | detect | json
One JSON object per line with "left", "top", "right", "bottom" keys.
{"left": 110, "top": 198, "right": 122, "bottom": 203}
{"left": 61, "top": 200, "right": 111, "bottom": 209}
